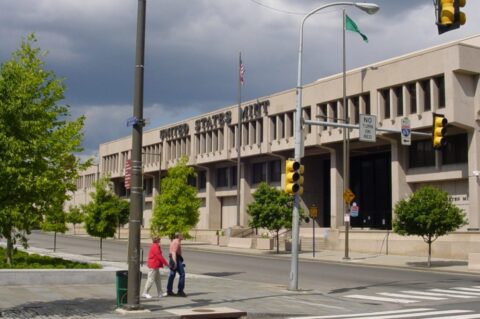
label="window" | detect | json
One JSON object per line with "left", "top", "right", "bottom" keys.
{"left": 269, "top": 160, "right": 281, "bottom": 182}
{"left": 331, "top": 102, "right": 338, "bottom": 123}
{"left": 271, "top": 116, "right": 277, "bottom": 140}
{"left": 217, "top": 167, "right": 229, "bottom": 187}
{"left": 258, "top": 119, "right": 263, "bottom": 143}
{"left": 435, "top": 75, "right": 446, "bottom": 109}
{"left": 351, "top": 97, "right": 359, "bottom": 124}
{"left": 287, "top": 112, "right": 294, "bottom": 137}
{"left": 407, "top": 82, "right": 417, "bottom": 114}
{"left": 187, "top": 175, "right": 196, "bottom": 187}
{"left": 409, "top": 139, "right": 435, "bottom": 168}
{"left": 363, "top": 93, "right": 371, "bottom": 115}
{"left": 198, "top": 170, "right": 207, "bottom": 190}
{"left": 421, "top": 79, "right": 431, "bottom": 111}
{"left": 252, "top": 162, "right": 267, "bottom": 184}
{"left": 231, "top": 166, "right": 237, "bottom": 187}
{"left": 394, "top": 86, "right": 403, "bottom": 117}
{"left": 144, "top": 178, "right": 153, "bottom": 196}
{"left": 304, "top": 107, "right": 312, "bottom": 133}
{"left": 318, "top": 103, "right": 328, "bottom": 130}
{"left": 442, "top": 134, "right": 467, "bottom": 165}
{"left": 380, "top": 89, "right": 390, "bottom": 119}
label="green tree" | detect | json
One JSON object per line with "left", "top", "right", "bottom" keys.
{"left": 0, "top": 34, "right": 87, "bottom": 265}
{"left": 66, "top": 205, "right": 84, "bottom": 235}
{"left": 393, "top": 185, "right": 467, "bottom": 267}
{"left": 151, "top": 156, "right": 200, "bottom": 239}
{"left": 247, "top": 182, "right": 297, "bottom": 253}
{"left": 115, "top": 195, "right": 130, "bottom": 239}
{"left": 83, "top": 176, "right": 129, "bottom": 260}
{"left": 41, "top": 202, "right": 68, "bottom": 252}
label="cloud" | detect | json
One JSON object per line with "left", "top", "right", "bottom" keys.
{"left": 2, "top": 0, "right": 479, "bottom": 160}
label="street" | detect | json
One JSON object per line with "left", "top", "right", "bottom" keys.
{"left": 22, "top": 231, "right": 480, "bottom": 318}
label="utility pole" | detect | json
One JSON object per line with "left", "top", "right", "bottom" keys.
{"left": 125, "top": 0, "right": 146, "bottom": 310}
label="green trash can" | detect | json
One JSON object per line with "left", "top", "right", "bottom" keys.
{"left": 116, "top": 270, "right": 128, "bottom": 308}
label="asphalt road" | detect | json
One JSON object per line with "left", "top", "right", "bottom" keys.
{"left": 26, "top": 231, "right": 480, "bottom": 316}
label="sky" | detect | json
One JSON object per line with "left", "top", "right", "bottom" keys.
{"left": 1, "top": 0, "right": 479, "bottom": 161}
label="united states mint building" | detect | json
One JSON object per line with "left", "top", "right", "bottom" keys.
{"left": 68, "top": 35, "right": 480, "bottom": 259}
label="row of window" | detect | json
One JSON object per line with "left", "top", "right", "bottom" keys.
{"left": 103, "top": 74, "right": 447, "bottom": 167}
{"left": 409, "top": 134, "right": 467, "bottom": 168}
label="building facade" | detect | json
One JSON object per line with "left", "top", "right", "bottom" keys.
{"left": 68, "top": 35, "right": 480, "bottom": 258}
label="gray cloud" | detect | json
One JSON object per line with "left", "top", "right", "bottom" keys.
{"left": 1, "top": 0, "right": 479, "bottom": 158}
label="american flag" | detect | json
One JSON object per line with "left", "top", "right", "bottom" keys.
{"left": 240, "top": 58, "right": 245, "bottom": 85}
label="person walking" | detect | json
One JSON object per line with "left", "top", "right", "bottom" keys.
{"left": 142, "top": 237, "right": 169, "bottom": 299}
{"left": 166, "top": 232, "right": 186, "bottom": 297}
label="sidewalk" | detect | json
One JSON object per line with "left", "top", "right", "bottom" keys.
{"left": 0, "top": 239, "right": 478, "bottom": 319}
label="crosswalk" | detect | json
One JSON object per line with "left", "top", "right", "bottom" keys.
{"left": 289, "top": 307, "right": 480, "bottom": 319}
{"left": 344, "top": 286, "right": 480, "bottom": 304}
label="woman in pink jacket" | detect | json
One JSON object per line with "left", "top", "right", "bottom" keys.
{"left": 142, "top": 237, "right": 169, "bottom": 299}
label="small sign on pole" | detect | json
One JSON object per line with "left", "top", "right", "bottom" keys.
{"left": 359, "top": 114, "right": 377, "bottom": 142}
{"left": 343, "top": 188, "right": 355, "bottom": 204}
{"left": 401, "top": 117, "right": 411, "bottom": 146}
{"left": 350, "top": 202, "right": 359, "bottom": 217}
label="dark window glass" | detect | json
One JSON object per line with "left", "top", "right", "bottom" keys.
{"left": 407, "top": 83, "right": 417, "bottom": 114}
{"left": 143, "top": 178, "right": 153, "bottom": 196}
{"left": 288, "top": 112, "right": 294, "bottom": 137}
{"left": 231, "top": 166, "right": 237, "bottom": 187}
{"left": 409, "top": 139, "right": 435, "bottom": 168}
{"left": 269, "top": 160, "right": 281, "bottom": 182}
{"left": 394, "top": 86, "right": 403, "bottom": 116}
{"left": 319, "top": 104, "right": 328, "bottom": 130}
{"left": 187, "top": 175, "right": 196, "bottom": 187}
{"left": 251, "top": 121, "right": 257, "bottom": 144}
{"left": 442, "top": 134, "right": 467, "bottom": 165}
{"left": 271, "top": 117, "right": 277, "bottom": 140}
{"left": 217, "top": 167, "right": 228, "bottom": 187}
{"left": 252, "top": 162, "right": 267, "bottom": 184}
{"left": 363, "top": 93, "right": 371, "bottom": 115}
{"left": 258, "top": 119, "right": 263, "bottom": 143}
{"left": 421, "top": 79, "right": 431, "bottom": 111}
{"left": 380, "top": 89, "right": 390, "bottom": 119}
{"left": 332, "top": 102, "right": 338, "bottom": 123}
{"left": 435, "top": 75, "right": 446, "bottom": 109}
{"left": 304, "top": 107, "right": 312, "bottom": 133}
{"left": 352, "top": 97, "right": 359, "bottom": 124}
{"left": 198, "top": 170, "right": 206, "bottom": 190}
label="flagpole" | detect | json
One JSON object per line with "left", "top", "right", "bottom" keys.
{"left": 236, "top": 52, "right": 242, "bottom": 227}
{"left": 342, "top": 9, "right": 351, "bottom": 260}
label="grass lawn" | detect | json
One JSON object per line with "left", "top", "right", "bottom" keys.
{"left": 0, "top": 246, "right": 102, "bottom": 269}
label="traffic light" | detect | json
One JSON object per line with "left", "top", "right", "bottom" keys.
{"left": 432, "top": 113, "right": 448, "bottom": 149}
{"left": 437, "top": 0, "right": 466, "bottom": 34}
{"left": 285, "top": 159, "right": 304, "bottom": 195}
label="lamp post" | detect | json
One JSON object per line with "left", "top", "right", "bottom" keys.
{"left": 290, "top": 1, "right": 379, "bottom": 291}
{"left": 125, "top": 0, "right": 146, "bottom": 310}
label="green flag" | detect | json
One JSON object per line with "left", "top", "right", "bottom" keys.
{"left": 345, "top": 14, "right": 368, "bottom": 43}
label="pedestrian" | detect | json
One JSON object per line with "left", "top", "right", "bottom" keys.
{"left": 142, "top": 236, "right": 169, "bottom": 299}
{"left": 166, "top": 232, "right": 186, "bottom": 297}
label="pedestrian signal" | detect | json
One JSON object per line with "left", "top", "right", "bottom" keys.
{"left": 285, "top": 159, "right": 304, "bottom": 195}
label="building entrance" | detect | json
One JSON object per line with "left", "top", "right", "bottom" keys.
{"left": 349, "top": 152, "right": 392, "bottom": 229}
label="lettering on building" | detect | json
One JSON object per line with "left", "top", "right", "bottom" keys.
{"left": 195, "top": 111, "right": 232, "bottom": 132}
{"left": 160, "top": 123, "right": 189, "bottom": 140}
{"left": 449, "top": 194, "right": 469, "bottom": 205}
{"left": 241, "top": 100, "right": 269, "bottom": 122}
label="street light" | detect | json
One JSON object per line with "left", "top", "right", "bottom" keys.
{"left": 290, "top": 1, "right": 379, "bottom": 291}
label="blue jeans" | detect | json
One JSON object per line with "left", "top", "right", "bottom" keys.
{"left": 167, "top": 261, "right": 185, "bottom": 293}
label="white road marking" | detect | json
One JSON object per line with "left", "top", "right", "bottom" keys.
{"left": 344, "top": 294, "right": 418, "bottom": 304}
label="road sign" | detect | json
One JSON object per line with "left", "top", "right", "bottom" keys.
{"left": 126, "top": 116, "right": 139, "bottom": 127}
{"left": 350, "top": 202, "right": 359, "bottom": 217}
{"left": 309, "top": 205, "right": 318, "bottom": 218}
{"left": 343, "top": 188, "right": 355, "bottom": 204}
{"left": 401, "top": 117, "right": 411, "bottom": 146}
{"left": 359, "top": 114, "right": 377, "bottom": 142}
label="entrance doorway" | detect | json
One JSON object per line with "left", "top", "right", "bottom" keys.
{"left": 349, "top": 152, "right": 392, "bottom": 229}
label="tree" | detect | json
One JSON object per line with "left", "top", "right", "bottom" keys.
{"left": 115, "top": 196, "right": 130, "bottom": 239}
{"left": 0, "top": 34, "right": 88, "bottom": 265}
{"left": 83, "top": 176, "right": 129, "bottom": 260}
{"left": 247, "top": 182, "right": 297, "bottom": 253}
{"left": 41, "top": 202, "right": 68, "bottom": 252}
{"left": 151, "top": 156, "right": 200, "bottom": 239}
{"left": 66, "top": 205, "right": 84, "bottom": 235}
{"left": 393, "top": 185, "right": 467, "bottom": 267}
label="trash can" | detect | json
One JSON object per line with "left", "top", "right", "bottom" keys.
{"left": 116, "top": 270, "right": 128, "bottom": 308}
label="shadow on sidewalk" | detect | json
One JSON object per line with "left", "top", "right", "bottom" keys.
{"left": 407, "top": 260, "right": 468, "bottom": 268}
{"left": 1, "top": 298, "right": 116, "bottom": 318}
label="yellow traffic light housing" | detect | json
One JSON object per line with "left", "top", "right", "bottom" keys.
{"left": 432, "top": 113, "right": 448, "bottom": 149}
{"left": 437, "top": 0, "right": 467, "bottom": 34}
{"left": 285, "top": 159, "right": 304, "bottom": 195}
